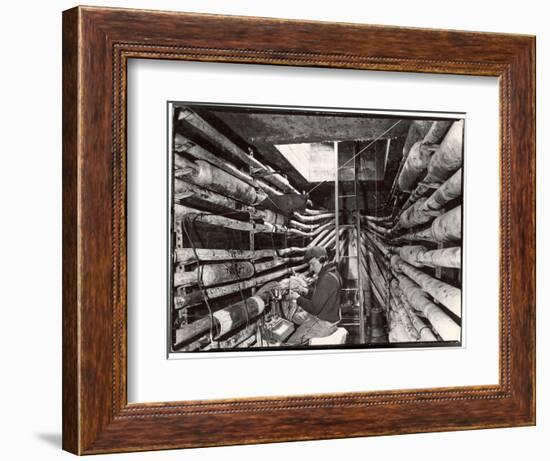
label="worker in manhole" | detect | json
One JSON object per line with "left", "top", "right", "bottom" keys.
{"left": 283, "top": 246, "right": 343, "bottom": 345}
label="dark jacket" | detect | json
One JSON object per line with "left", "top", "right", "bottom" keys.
{"left": 297, "top": 263, "right": 342, "bottom": 323}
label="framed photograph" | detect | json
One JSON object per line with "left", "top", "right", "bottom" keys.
{"left": 62, "top": 6, "right": 535, "bottom": 454}
{"left": 168, "top": 102, "right": 464, "bottom": 354}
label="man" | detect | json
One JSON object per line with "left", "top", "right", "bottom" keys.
{"left": 285, "top": 246, "right": 343, "bottom": 345}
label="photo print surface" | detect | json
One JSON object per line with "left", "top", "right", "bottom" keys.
{"left": 169, "top": 103, "right": 464, "bottom": 353}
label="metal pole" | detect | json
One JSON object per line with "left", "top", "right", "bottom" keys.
{"left": 355, "top": 144, "right": 366, "bottom": 343}
{"left": 384, "top": 137, "right": 391, "bottom": 173}
{"left": 334, "top": 141, "right": 340, "bottom": 264}
{"left": 250, "top": 166, "right": 256, "bottom": 295}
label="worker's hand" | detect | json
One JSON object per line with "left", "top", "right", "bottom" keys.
{"left": 278, "top": 279, "right": 290, "bottom": 290}
{"left": 289, "top": 275, "right": 308, "bottom": 293}
{"left": 292, "top": 286, "right": 308, "bottom": 295}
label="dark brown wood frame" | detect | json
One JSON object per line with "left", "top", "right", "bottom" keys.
{"left": 62, "top": 5, "right": 536, "bottom": 455}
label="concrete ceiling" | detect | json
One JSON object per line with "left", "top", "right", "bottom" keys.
{"left": 174, "top": 105, "right": 454, "bottom": 212}
{"left": 198, "top": 108, "right": 412, "bottom": 191}
{"left": 210, "top": 111, "right": 409, "bottom": 144}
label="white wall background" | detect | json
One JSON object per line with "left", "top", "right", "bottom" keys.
{"left": 0, "top": 1, "right": 546, "bottom": 459}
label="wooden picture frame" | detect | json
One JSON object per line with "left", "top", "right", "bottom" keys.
{"left": 62, "top": 5, "right": 535, "bottom": 455}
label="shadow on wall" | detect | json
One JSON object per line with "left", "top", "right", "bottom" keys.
{"left": 35, "top": 432, "right": 61, "bottom": 448}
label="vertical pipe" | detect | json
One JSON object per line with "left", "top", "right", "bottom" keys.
{"left": 249, "top": 222, "right": 256, "bottom": 296}
{"left": 334, "top": 141, "right": 340, "bottom": 263}
{"left": 355, "top": 146, "right": 366, "bottom": 343}
{"left": 383, "top": 137, "right": 391, "bottom": 173}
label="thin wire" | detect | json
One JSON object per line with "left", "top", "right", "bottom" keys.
{"left": 182, "top": 216, "right": 217, "bottom": 344}
{"left": 306, "top": 120, "right": 403, "bottom": 195}
{"left": 229, "top": 227, "right": 250, "bottom": 331}
{"left": 184, "top": 208, "right": 264, "bottom": 342}
{"left": 263, "top": 192, "right": 286, "bottom": 214}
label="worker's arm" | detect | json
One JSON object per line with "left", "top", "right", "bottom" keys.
{"left": 297, "top": 274, "right": 337, "bottom": 316}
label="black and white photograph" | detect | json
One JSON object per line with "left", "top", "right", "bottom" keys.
{"left": 2, "top": 0, "right": 543, "bottom": 458}
{"left": 169, "top": 103, "right": 464, "bottom": 353}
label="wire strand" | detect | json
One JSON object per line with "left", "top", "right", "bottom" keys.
{"left": 182, "top": 215, "right": 217, "bottom": 345}
{"left": 306, "top": 120, "right": 403, "bottom": 195}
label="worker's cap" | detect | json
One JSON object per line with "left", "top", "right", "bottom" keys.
{"left": 304, "top": 246, "right": 327, "bottom": 262}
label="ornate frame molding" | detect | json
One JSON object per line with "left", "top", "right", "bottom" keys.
{"left": 63, "top": 6, "right": 535, "bottom": 454}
